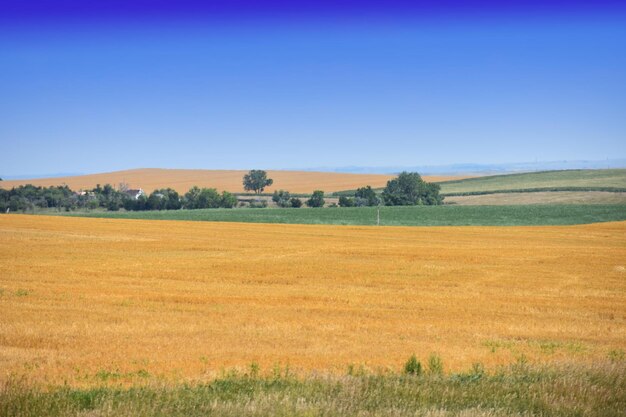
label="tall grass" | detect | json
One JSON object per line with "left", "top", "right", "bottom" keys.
{"left": 2, "top": 361, "right": 624, "bottom": 417}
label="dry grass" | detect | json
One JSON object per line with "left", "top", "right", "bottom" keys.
{"left": 1, "top": 215, "right": 625, "bottom": 387}
{"left": 0, "top": 168, "right": 470, "bottom": 194}
{"left": 446, "top": 191, "right": 626, "bottom": 205}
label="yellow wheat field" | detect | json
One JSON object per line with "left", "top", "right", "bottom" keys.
{"left": 0, "top": 215, "right": 625, "bottom": 386}
{"left": 0, "top": 168, "right": 470, "bottom": 194}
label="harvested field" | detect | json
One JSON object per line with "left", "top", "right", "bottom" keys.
{"left": 0, "top": 169, "right": 469, "bottom": 194}
{"left": 1, "top": 215, "right": 625, "bottom": 387}
{"left": 446, "top": 191, "right": 626, "bottom": 205}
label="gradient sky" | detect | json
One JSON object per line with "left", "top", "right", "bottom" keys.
{"left": 1, "top": 1, "right": 625, "bottom": 177}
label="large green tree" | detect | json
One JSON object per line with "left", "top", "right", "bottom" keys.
{"left": 243, "top": 170, "right": 273, "bottom": 194}
{"left": 382, "top": 172, "right": 443, "bottom": 206}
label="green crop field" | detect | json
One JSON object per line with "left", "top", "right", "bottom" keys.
{"left": 56, "top": 204, "right": 626, "bottom": 226}
{"left": 438, "top": 169, "right": 626, "bottom": 195}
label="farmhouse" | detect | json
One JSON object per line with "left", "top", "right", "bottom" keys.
{"left": 125, "top": 188, "right": 145, "bottom": 200}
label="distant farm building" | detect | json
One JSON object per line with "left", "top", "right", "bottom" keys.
{"left": 125, "top": 189, "right": 145, "bottom": 200}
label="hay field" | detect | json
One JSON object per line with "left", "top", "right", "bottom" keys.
{"left": 1, "top": 215, "right": 625, "bottom": 387}
{"left": 0, "top": 169, "right": 469, "bottom": 194}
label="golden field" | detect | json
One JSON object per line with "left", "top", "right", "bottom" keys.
{"left": 0, "top": 215, "right": 625, "bottom": 386}
{"left": 0, "top": 168, "right": 470, "bottom": 194}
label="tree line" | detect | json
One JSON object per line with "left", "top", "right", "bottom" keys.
{"left": 0, "top": 184, "right": 237, "bottom": 213}
{"left": 338, "top": 172, "right": 443, "bottom": 207}
{"left": 0, "top": 170, "right": 442, "bottom": 212}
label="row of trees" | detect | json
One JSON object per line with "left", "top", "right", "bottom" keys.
{"left": 270, "top": 171, "right": 442, "bottom": 209}
{"left": 271, "top": 190, "right": 325, "bottom": 208}
{"left": 105, "top": 186, "right": 238, "bottom": 211}
{"left": 0, "top": 171, "right": 442, "bottom": 212}
{"left": 0, "top": 184, "right": 238, "bottom": 212}
{"left": 338, "top": 172, "right": 443, "bottom": 207}
{"left": 0, "top": 184, "right": 79, "bottom": 212}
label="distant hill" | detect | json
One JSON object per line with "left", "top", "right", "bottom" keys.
{"left": 313, "top": 159, "right": 626, "bottom": 175}
{"left": 0, "top": 168, "right": 470, "bottom": 194}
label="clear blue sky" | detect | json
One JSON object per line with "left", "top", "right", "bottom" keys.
{"left": 1, "top": 1, "right": 625, "bottom": 177}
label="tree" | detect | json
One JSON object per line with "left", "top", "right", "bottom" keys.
{"left": 306, "top": 190, "right": 325, "bottom": 208}
{"left": 289, "top": 197, "right": 303, "bottom": 208}
{"left": 338, "top": 196, "right": 355, "bottom": 207}
{"left": 147, "top": 188, "right": 181, "bottom": 210}
{"left": 183, "top": 187, "right": 237, "bottom": 209}
{"left": 382, "top": 172, "right": 443, "bottom": 206}
{"left": 355, "top": 186, "right": 379, "bottom": 206}
{"left": 272, "top": 190, "right": 292, "bottom": 208}
{"left": 243, "top": 170, "right": 273, "bottom": 194}
{"left": 183, "top": 186, "right": 202, "bottom": 209}
{"left": 196, "top": 188, "right": 221, "bottom": 208}
{"left": 220, "top": 191, "right": 237, "bottom": 208}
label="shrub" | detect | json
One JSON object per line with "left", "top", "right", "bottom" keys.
{"left": 290, "top": 197, "right": 303, "bottom": 208}
{"left": 404, "top": 355, "right": 422, "bottom": 375}
{"left": 306, "top": 190, "right": 325, "bottom": 208}
{"left": 220, "top": 191, "right": 237, "bottom": 208}
{"left": 355, "top": 186, "right": 380, "bottom": 206}
{"left": 338, "top": 196, "right": 355, "bottom": 207}
{"left": 272, "top": 190, "right": 292, "bottom": 208}
{"left": 428, "top": 353, "right": 444, "bottom": 375}
{"left": 249, "top": 200, "right": 268, "bottom": 209}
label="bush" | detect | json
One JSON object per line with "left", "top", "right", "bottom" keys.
{"left": 404, "top": 355, "right": 422, "bottom": 375}
{"left": 289, "top": 198, "right": 303, "bottom": 208}
{"left": 428, "top": 353, "right": 444, "bottom": 375}
{"left": 338, "top": 196, "right": 355, "bottom": 207}
{"left": 248, "top": 199, "right": 268, "bottom": 209}
{"left": 272, "top": 190, "right": 292, "bottom": 208}
{"left": 355, "top": 186, "right": 380, "bottom": 206}
{"left": 306, "top": 190, "right": 325, "bottom": 208}
{"left": 220, "top": 191, "right": 237, "bottom": 208}
{"left": 106, "top": 200, "right": 121, "bottom": 211}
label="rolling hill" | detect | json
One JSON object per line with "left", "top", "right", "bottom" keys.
{"left": 438, "top": 169, "right": 626, "bottom": 195}
{"left": 0, "top": 168, "right": 469, "bottom": 194}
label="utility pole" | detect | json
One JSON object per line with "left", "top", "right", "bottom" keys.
{"left": 377, "top": 206, "right": 380, "bottom": 226}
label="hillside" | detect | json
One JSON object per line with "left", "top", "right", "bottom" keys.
{"left": 0, "top": 168, "right": 469, "bottom": 194}
{"left": 438, "top": 169, "right": 626, "bottom": 195}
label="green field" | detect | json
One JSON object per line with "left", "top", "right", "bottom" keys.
{"left": 3, "top": 362, "right": 624, "bottom": 417}
{"left": 438, "top": 169, "right": 626, "bottom": 195}
{"left": 57, "top": 204, "right": 626, "bottom": 226}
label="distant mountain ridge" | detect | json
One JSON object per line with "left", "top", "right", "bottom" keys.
{"left": 305, "top": 159, "right": 626, "bottom": 175}
{"left": 3, "top": 159, "right": 625, "bottom": 180}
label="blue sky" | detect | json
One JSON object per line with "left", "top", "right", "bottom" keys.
{"left": 1, "top": 1, "right": 625, "bottom": 177}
